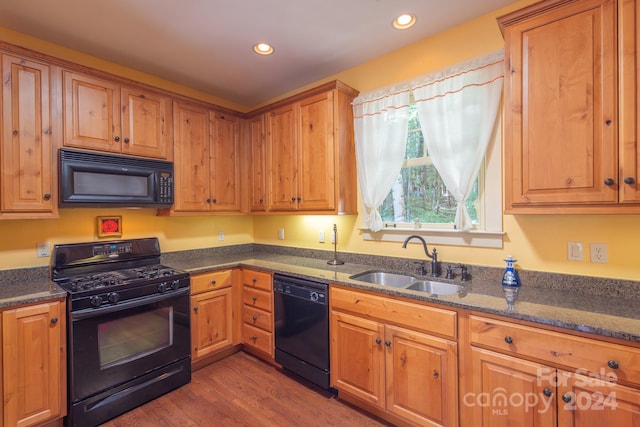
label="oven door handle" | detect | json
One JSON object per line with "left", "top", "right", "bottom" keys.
{"left": 71, "top": 287, "right": 190, "bottom": 321}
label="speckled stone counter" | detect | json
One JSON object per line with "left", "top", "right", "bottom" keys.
{"left": 0, "top": 267, "right": 66, "bottom": 309}
{"left": 163, "top": 248, "right": 640, "bottom": 344}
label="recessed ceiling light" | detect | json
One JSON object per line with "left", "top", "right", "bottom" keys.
{"left": 393, "top": 14, "right": 416, "bottom": 30}
{"left": 253, "top": 43, "right": 274, "bottom": 55}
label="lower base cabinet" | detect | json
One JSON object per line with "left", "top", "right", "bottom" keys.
{"left": 240, "top": 269, "right": 274, "bottom": 360}
{"left": 330, "top": 286, "right": 458, "bottom": 427}
{"left": 2, "top": 300, "right": 66, "bottom": 427}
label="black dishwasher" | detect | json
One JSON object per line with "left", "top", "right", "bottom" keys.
{"left": 273, "top": 274, "right": 331, "bottom": 390}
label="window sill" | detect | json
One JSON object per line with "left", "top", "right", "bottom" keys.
{"left": 359, "top": 227, "right": 504, "bottom": 248}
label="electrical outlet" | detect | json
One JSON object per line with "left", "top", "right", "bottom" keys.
{"left": 590, "top": 243, "right": 608, "bottom": 264}
{"left": 36, "top": 242, "right": 50, "bottom": 257}
{"left": 278, "top": 228, "right": 285, "bottom": 240}
{"left": 218, "top": 231, "right": 224, "bottom": 241}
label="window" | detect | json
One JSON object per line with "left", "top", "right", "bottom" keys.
{"left": 379, "top": 102, "right": 482, "bottom": 228}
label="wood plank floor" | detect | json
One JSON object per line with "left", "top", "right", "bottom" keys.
{"left": 101, "top": 351, "right": 392, "bottom": 426}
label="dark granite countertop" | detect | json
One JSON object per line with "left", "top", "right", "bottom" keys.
{"left": 0, "top": 279, "right": 67, "bottom": 309}
{"left": 166, "top": 252, "right": 640, "bottom": 344}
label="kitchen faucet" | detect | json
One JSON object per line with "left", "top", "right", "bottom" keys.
{"left": 402, "top": 235, "right": 439, "bottom": 277}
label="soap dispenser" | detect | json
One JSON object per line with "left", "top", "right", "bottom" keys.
{"left": 501, "top": 256, "right": 521, "bottom": 311}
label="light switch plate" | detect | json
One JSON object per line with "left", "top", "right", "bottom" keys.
{"left": 567, "top": 242, "right": 583, "bottom": 261}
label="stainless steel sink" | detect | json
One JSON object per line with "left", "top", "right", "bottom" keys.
{"left": 406, "top": 280, "right": 463, "bottom": 295}
{"left": 349, "top": 271, "right": 416, "bottom": 288}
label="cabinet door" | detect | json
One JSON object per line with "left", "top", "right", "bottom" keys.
{"left": 172, "top": 101, "right": 211, "bottom": 211}
{"left": 470, "top": 348, "right": 556, "bottom": 427}
{"left": 3, "top": 301, "right": 65, "bottom": 427}
{"left": 121, "top": 86, "right": 171, "bottom": 159}
{"left": 619, "top": 0, "right": 640, "bottom": 203}
{"left": 267, "top": 103, "right": 298, "bottom": 211}
{"left": 1, "top": 54, "right": 55, "bottom": 215}
{"left": 62, "top": 70, "right": 121, "bottom": 152}
{"left": 330, "top": 310, "right": 385, "bottom": 409}
{"left": 249, "top": 114, "right": 267, "bottom": 211}
{"left": 385, "top": 325, "right": 458, "bottom": 427}
{"left": 557, "top": 370, "right": 640, "bottom": 427}
{"left": 210, "top": 112, "right": 241, "bottom": 212}
{"left": 191, "top": 287, "right": 233, "bottom": 361}
{"left": 297, "top": 91, "right": 335, "bottom": 211}
{"left": 503, "top": 0, "right": 617, "bottom": 208}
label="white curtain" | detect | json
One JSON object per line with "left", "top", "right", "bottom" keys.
{"left": 413, "top": 50, "right": 504, "bottom": 230}
{"left": 353, "top": 86, "right": 411, "bottom": 232}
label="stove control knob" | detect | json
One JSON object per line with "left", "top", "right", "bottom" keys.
{"left": 310, "top": 291, "right": 319, "bottom": 302}
{"left": 158, "top": 282, "right": 167, "bottom": 293}
{"left": 107, "top": 292, "right": 120, "bottom": 304}
{"left": 171, "top": 280, "right": 180, "bottom": 290}
{"left": 90, "top": 295, "right": 103, "bottom": 308}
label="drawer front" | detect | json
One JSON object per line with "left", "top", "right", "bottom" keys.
{"left": 242, "top": 269, "right": 272, "bottom": 291}
{"left": 242, "top": 323, "right": 273, "bottom": 355}
{"left": 243, "top": 306, "right": 273, "bottom": 332}
{"left": 331, "top": 286, "right": 457, "bottom": 339}
{"left": 191, "top": 269, "right": 233, "bottom": 294}
{"left": 470, "top": 315, "right": 640, "bottom": 385}
{"left": 242, "top": 286, "right": 272, "bottom": 312}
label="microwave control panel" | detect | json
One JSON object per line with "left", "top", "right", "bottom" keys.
{"left": 159, "top": 172, "right": 174, "bottom": 203}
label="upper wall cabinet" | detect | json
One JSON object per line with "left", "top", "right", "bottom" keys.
{"left": 62, "top": 69, "right": 172, "bottom": 160}
{"left": 163, "top": 101, "right": 241, "bottom": 215}
{"left": 248, "top": 114, "right": 267, "bottom": 212}
{"left": 0, "top": 52, "right": 57, "bottom": 219}
{"left": 249, "top": 80, "right": 359, "bottom": 215}
{"left": 499, "top": 0, "right": 640, "bottom": 214}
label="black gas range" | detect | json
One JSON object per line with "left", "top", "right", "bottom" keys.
{"left": 52, "top": 238, "right": 191, "bottom": 427}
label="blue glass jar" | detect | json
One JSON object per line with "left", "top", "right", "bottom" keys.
{"left": 502, "top": 256, "right": 521, "bottom": 311}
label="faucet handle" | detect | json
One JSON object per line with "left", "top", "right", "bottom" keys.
{"left": 445, "top": 265, "right": 453, "bottom": 279}
{"left": 412, "top": 261, "right": 426, "bottom": 276}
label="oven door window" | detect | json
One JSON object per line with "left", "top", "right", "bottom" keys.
{"left": 98, "top": 306, "right": 173, "bottom": 369}
{"left": 70, "top": 292, "right": 190, "bottom": 401}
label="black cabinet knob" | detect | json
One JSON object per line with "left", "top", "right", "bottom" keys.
{"left": 291, "top": 197, "right": 296, "bottom": 202}
{"left": 43, "top": 193, "right": 51, "bottom": 200}
{"left": 384, "top": 340, "right": 391, "bottom": 347}
{"left": 252, "top": 315, "right": 259, "bottom": 321}
{"left": 193, "top": 306, "right": 199, "bottom": 312}
{"left": 114, "top": 136, "right": 120, "bottom": 142}
{"left": 562, "top": 393, "right": 573, "bottom": 403}
{"left": 12, "top": 130, "right": 18, "bottom": 136}
{"left": 124, "top": 137, "right": 130, "bottom": 143}
{"left": 375, "top": 338, "right": 382, "bottom": 345}
{"left": 206, "top": 198, "right": 212, "bottom": 203}
{"left": 624, "top": 177, "right": 635, "bottom": 185}
{"left": 607, "top": 360, "right": 619, "bottom": 369}
{"left": 505, "top": 336, "right": 513, "bottom": 344}
{"left": 604, "top": 178, "right": 615, "bottom": 186}
{"left": 251, "top": 335, "right": 258, "bottom": 341}
{"left": 50, "top": 317, "right": 58, "bottom": 325}
{"left": 210, "top": 280, "right": 217, "bottom": 286}
{"left": 433, "top": 371, "right": 439, "bottom": 379}
{"left": 252, "top": 296, "right": 257, "bottom": 302}
{"left": 543, "top": 388, "right": 552, "bottom": 397}
{"left": 212, "top": 198, "right": 217, "bottom": 203}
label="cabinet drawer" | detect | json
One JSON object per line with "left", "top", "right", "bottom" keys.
{"left": 331, "top": 286, "right": 456, "bottom": 339}
{"left": 243, "top": 306, "right": 273, "bottom": 332}
{"left": 191, "top": 269, "right": 233, "bottom": 294}
{"left": 242, "top": 286, "right": 272, "bottom": 312}
{"left": 242, "top": 323, "right": 273, "bottom": 355}
{"left": 242, "top": 269, "right": 272, "bottom": 291}
{"left": 470, "top": 315, "right": 640, "bottom": 385}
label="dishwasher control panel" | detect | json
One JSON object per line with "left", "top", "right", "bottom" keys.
{"left": 273, "top": 275, "right": 328, "bottom": 304}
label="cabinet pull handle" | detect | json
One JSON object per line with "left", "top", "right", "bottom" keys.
{"left": 384, "top": 340, "right": 391, "bottom": 347}
{"left": 433, "top": 371, "right": 439, "bottom": 379}
{"left": 504, "top": 336, "right": 513, "bottom": 344}
{"left": 206, "top": 198, "right": 212, "bottom": 203}
{"left": 50, "top": 317, "right": 58, "bottom": 324}
{"left": 251, "top": 335, "right": 258, "bottom": 341}
{"left": 124, "top": 137, "right": 130, "bottom": 143}
{"left": 252, "top": 296, "right": 257, "bottom": 302}
{"left": 43, "top": 193, "right": 51, "bottom": 200}
{"left": 604, "top": 178, "right": 615, "bottom": 186}
{"left": 605, "top": 119, "right": 612, "bottom": 126}
{"left": 607, "top": 360, "right": 619, "bottom": 369}
{"left": 12, "top": 130, "right": 18, "bottom": 136}
{"left": 543, "top": 388, "right": 552, "bottom": 397}
{"left": 258, "top": 198, "right": 264, "bottom": 204}
{"left": 252, "top": 315, "right": 259, "bottom": 321}
{"left": 210, "top": 280, "right": 217, "bottom": 285}
{"left": 212, "top": 198, "right": 217, "bottom": 203}
{"left": 114, "top": 136, "right": 120, "bottom": 142}
{"left": 252, "top": 277, "right": 257, "bottom": 283}
{"left": 375, "top": 338, "right": 382, "bottom": 345}
{"left": 291, "top": 197, "right": 296, "bottom": 202}
{"left": 193, "top": 306, "right": 199, "bottom": 312}
{"left": 562, "top": 393, "right": 573, "bottom": 403}
{"left": 297, "top": 197, "right": 301, "bottom": 202}
{"left": 624, "top": 177, "right": 635, "bottom": 185}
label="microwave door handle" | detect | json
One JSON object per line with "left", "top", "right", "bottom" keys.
{"left": 71, "top": 287, "right": 189, "bottom": 321}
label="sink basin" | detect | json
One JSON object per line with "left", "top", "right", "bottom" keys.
{"left": 350, "top": 271, "right": 416, "bottom": 288}
{"left": 406, "top": 280, "right": 463, "bottom": 295}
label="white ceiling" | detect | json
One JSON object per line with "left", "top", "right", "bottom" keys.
{"left": 0, "top": 0, "right": 515, "bottom": 108}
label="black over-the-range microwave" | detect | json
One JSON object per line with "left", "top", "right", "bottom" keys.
{"left": 59, "top": 148, "right": 174, "bottom": 208}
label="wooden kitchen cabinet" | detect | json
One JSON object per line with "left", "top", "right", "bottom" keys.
{"left": 467, "top": 314, "right": 640, "bottom": 426}
{"left": 190, "top": 269, "right": 235, "bottom": 362}
{"left": 248, "top": 114, "right": 267, "bottom": 212}
{"left": 330, "top": 286, "right": 458, "bottom": 427}
{"left": 1, "top": 53, "right": 57, "bottom": 219}
{"left": 2, "top": 300, "right": 66, "bottom": 427}
{"left": 250, "top": 80, "right": 359, "bottom": 214}
{"left": 62, "top": 69, "right": 172, "bottom": 159}
{"left": 240, "top": 269, "right": 274, "bottom": 360}
{"left": 168, "top": 101, "right": 241, "bottom": 214}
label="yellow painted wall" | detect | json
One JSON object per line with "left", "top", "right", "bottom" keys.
{"left": 1, "top": 0, "right": 639, "bottom": 282}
